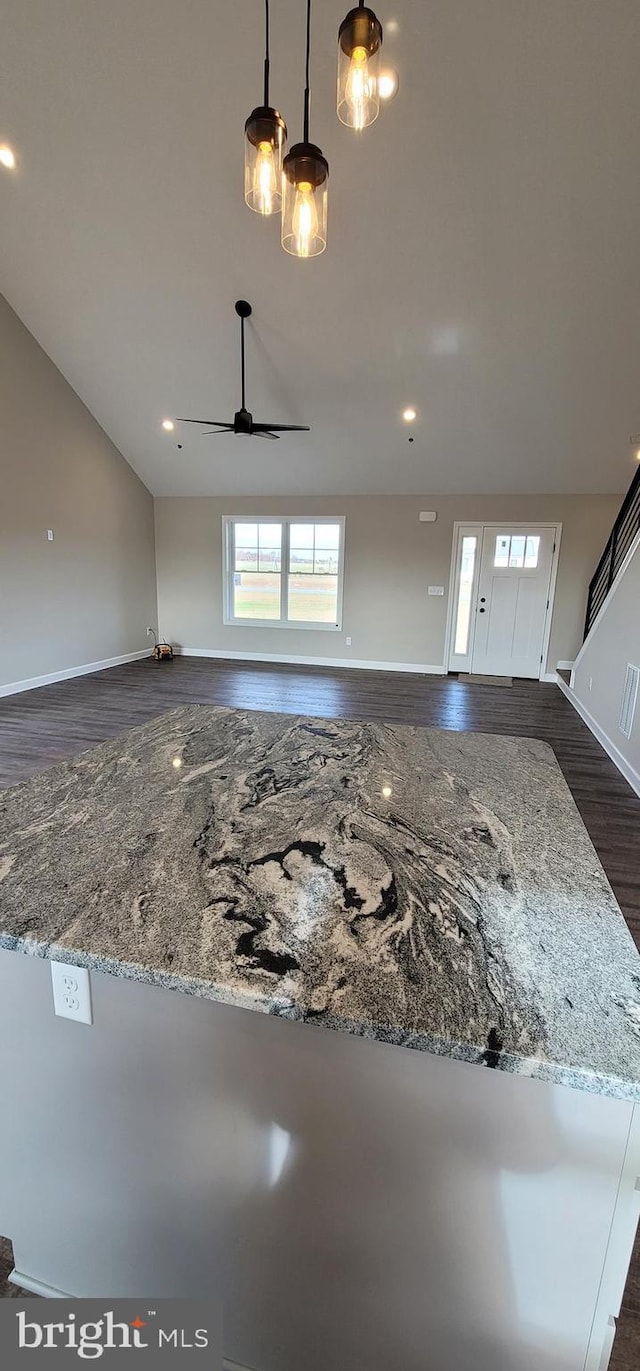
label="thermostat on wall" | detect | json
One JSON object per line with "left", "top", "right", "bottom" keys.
{"left": 419, "top": 511, "right": 437, "bottom": 522}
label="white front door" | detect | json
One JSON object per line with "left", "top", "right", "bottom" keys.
{"left": 470, "top": 527, "right": 555, "bottom": 678}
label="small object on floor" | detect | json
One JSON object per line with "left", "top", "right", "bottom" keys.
{"left": 147, "top": 627, "right": 174, "bottom": 661}
{"left": 458, "top": 673, "right": 513, "bottom": 687}
{"left": 152, "top": 642, "right": 174, "bottom": 661}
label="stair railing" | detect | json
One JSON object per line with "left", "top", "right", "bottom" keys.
{"left": 584, "top": 463, "right": 640, "bottom": 638}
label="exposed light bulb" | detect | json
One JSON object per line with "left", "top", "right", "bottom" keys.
{"left": 253, "top": 140, "right": 278, "bottom": 215}
{"left": 337, "top": 6, "right": 382, "bottom": 129}
{"left": 345, "top": 46, "right": 372, "bottom": 131}
{"left": 282, "top": 144, "right": 328, "bottom": 257}
{"left": 292, "top": 180, "right": 318, "bottom": 258}
{"left": 244, "top": 107, "right": 287, "bottom": 216}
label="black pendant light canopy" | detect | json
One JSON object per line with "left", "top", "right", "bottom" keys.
{"left": 337, "top": 2, "right": 383, "bottom": 129}
{"left": 244, "top": 0, "right": 287, "bottom": 215}
{"left": 281, "top": 0, "right": 329, "bottom": 257}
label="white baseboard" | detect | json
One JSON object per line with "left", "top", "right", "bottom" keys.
{"left": 556, "top": 674, "right": 640, "bottom": 800}
{"left": 556, "top": 660, "right": 575, "bottom": 671}
{"left": 178, "top": 647, "right": 445, "bottom": 676}
{"left": 9, "top": 1268, "right": 73, "bottom": 1298}
{"left": 0, "top": 649, "right": 150, "bottom": 700}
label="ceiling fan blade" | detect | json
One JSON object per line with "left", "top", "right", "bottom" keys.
{"left": 251, "top": 423, "right": 310, "bottom": 433}
{"left": 254, "top": 430, "right": 280, "bottom": 440}
{"left": 202, "top": 428, "right": 235, "bottom": 436}
{"left": 176, "top": 418, "right": 233, "bottom": 427}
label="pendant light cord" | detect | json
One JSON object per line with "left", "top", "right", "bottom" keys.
{"left": 303, "top": 0, "right": 311, "bottom": 142}
{"left": 263, "top": 0, "right": 270, "bottom": 106}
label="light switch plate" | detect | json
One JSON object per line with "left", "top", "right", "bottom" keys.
{"left": 47, "top": 529, "right": 54, "bottom": 541}
{"left": 51, "top": 961, "right": 93, "bottom": 1024}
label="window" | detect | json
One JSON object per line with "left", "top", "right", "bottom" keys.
{"left": 454, "top": 535, "right": 477, "bottom": 655}
{"left": 494, "top": 534, "right": 540, "bottom": 569}
{"left": 223, "top": 517, "right": 345, "bottom": 629}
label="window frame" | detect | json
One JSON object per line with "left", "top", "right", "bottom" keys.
{"left": 222, "top": 515, "right": 346, "bottom": 631}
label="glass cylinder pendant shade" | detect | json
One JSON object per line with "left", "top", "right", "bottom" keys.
{"left": 337, "top": 6, "right": 382, "bottom": 129}
{"left": 281, "top": 143, "right": 328, "bottom": 257}
{"left": 244, "top": 106, "right": 287, "bottom": 215}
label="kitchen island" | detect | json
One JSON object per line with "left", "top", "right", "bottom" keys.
{"left": 0, "top": 705, "right": 639, "bottom": 1370}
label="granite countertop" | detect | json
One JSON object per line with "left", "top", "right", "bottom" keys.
{"left": 1, "top": 704, "right": 639, "bottom": 1101}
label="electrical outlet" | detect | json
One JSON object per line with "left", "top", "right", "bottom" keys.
{"left": 51, "top": 961, "right": 93, "bottom": 1024}
{"left": 345, "top": 636, "right": 352, "bottom": 646}
{"left": 589, "top": 676, "right": 593, "bottom": 692}
{"left": 47, "top": 529, "right": 54, "bottom": 541}
{"left": 146, "top": 626, "right": 154, "bottom": 636}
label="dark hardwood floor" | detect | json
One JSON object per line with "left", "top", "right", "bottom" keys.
{"left": 0, "top": 655, "right": 638, "bottom": 1362}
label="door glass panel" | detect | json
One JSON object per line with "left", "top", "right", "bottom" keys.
{"left": 494, "top": 535, "right": 510, "bottom": 568}
{"left": 454, "top": 535, "right": 477, "bottom": 655}
{"left": 508, "top": 535, "right": 526, "bottom": 567}
{"left": 493, "top": 533, "right": 541, "bottom": 570}
{"left": 525, "top": 535, "right": 540, "bottom": 568}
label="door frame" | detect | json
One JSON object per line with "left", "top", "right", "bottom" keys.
{"left": 443, "top": 522, "right": 563, "bottom": 681}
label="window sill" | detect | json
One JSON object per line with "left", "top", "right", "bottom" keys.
{"left": 223, "top": 618, "right": 342, "bottom": 632}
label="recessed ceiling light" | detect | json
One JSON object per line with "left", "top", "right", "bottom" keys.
{"left": 378, "top": 70, "right": 399, "bottom": 101}
{"left": 0, "top": 145, "right": 16, "bottom": 170}
{"left": 402, "top": 407, "right": 417, "bottom": 423}
{"left": 162, "top": 418, "right": 175, "bottom": 432}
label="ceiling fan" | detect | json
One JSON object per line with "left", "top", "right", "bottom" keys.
{"left": 177, "top": 300, "right": 310, "bottom": 441}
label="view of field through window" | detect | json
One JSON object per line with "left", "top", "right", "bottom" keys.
{"left": 232, "top": 521, "right": 341, "bottom": 623}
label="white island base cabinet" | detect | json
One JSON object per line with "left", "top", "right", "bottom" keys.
{"left": 0, "top": 949, "right": 638, "bottom": 1371}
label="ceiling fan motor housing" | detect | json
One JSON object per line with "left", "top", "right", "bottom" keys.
{"left": 234, "top": 407, "right": 253, "bottom": 433}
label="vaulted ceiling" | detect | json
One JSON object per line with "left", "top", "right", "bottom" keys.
{"left": 1, "top": 0, "right": 639, "bottom": 496}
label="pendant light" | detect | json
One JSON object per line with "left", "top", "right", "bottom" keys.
{"left": 337, "top": 3, "right": 383, "bottom": 130}
{"left": 244, "top": 0, "right": 287, "bottom": 215}
{"left": 281, "top": 0, "right": 328, "bottom": 258}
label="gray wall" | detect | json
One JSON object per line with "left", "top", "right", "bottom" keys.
{"left": 572, "top": 536, "right": 640, "bottom": 782}
{"left": 155, "top": 494, "right": 619, "bottom": 674}
{"left": 0, "top": 294, "right": 157, "bottom": 690}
